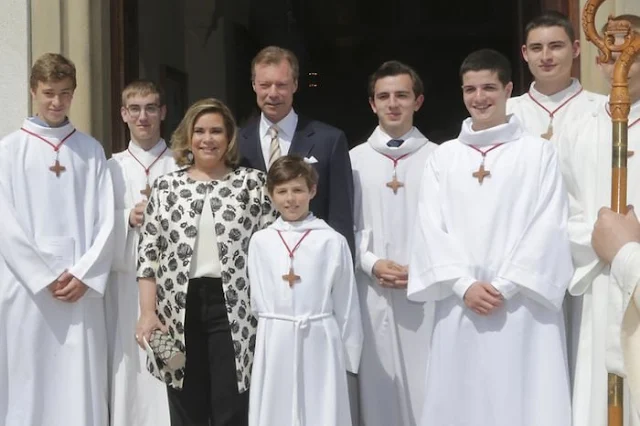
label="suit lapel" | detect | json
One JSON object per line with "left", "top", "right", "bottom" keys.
{"left": 289, "top": 116, "right": 315, "bottom": 158}
{"left": 240, "top": 119, "right": 267, "bottom": 171}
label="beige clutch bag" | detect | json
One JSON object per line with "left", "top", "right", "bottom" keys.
{"left": 147, "top": 329, "right": 186, "bottom": 371}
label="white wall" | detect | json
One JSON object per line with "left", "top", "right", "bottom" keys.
{"left": 0, "top": 0, "right": 30, "bottom": 138}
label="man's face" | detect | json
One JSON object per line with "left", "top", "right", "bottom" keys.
{"left": 252, "top": 61, "right": 298, "bottom": 123}
{"left": 369, "top": 74, "right": 424, "bottom": 137}
{"left": 31, "top": 78, "right": 74, "bottom": 126}
{"left": 121, "top": 93, "right": 166, "bottom": 146}
{"left": 462, "top": 70, "right": 512, "bottom": 130}
{"left": 522, "top": 26, "right": 579, "bottom": 84}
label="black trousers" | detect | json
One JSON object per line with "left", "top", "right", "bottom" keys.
{"left": 167, "top": 277, "right": 249, "bottom": 426}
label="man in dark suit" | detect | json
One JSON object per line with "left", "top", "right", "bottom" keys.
{"left": 238, "top": 46, "right": 355, "bottom": 258}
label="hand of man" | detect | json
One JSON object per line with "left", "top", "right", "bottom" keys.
{"left": 592, "top": 206, "right": 640, "bottom": 263}
{"left": 373, "top": 259, "right": 408, "bottom": 289}
{"left": 463, "top": 281, "right": 503, "bottom": 316}
{"left": 54, "top": 271, "right": 89, "bottom": 302}
{"left": 48, "top": 269, "right": 73, "bottom": 293}
{"left": 129, "top": 201, "right": 147, "bottom": 227}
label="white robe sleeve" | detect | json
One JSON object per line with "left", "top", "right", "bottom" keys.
{"left": 0, "top": 142, "right": 60, "bottom": 294}
{"left": 407, "top": 153, "right": 477, "bottom": 302}
{"left": 611, "top": 242, "right": 640, "bottom": 320}
{"left": 494, "top": 143, "right": 573, "bottom": 311}
{"left": 352, "top": 169, "right": 378, "bottom": 278}
{"left": 67, "top": 149, "right": 115, "bottom": 295}
{"left": 108, "top": 158, "right": 135, "bottom": 273}
{"left": 331, "top": 238, "right": 363, "bottom": 374}
{"left": 557, "top": 123, "right": 605, "bottom": 295}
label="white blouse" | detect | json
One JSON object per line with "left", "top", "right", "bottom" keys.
{"left": 189, "top": 190, "right": 222, "bottom": 278}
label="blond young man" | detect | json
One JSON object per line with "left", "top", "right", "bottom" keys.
{"left": 106, "top": 80, "right": 177, "bottom": 426}
{"left": 0, "top": 53, "right": 114, "bottom": 426}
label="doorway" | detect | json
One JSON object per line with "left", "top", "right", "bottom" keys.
{"left": 110, "top": 0, "right": 578, "bottom": 152}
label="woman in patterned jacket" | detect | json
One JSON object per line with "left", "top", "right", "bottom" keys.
{"left": 135, "top": 97, "right": 276, "bottom": 426}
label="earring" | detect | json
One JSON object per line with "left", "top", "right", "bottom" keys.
{"left": 187, "top": 151, "right": 194, "bottom": 163}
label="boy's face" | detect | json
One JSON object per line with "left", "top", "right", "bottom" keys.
{"left": 30, "top": 78, "right": 74, "bottom": 126}
{"left": 270, "top": 176, "right": 316, "bottom": 222}
{"left": 369, "top": 74, "right": 424, "bottom": 138}
{"left": 121, "top": 93, "right": 166, "bottom": 146}
{"left": 462, "top": 70, "right": 512, "bottom": 130}
{"left": 522, "top": 26, "right": 579, "bottom": 84}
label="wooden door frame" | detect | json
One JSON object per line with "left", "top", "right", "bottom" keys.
{"left": 110, "top": 0, "right": 139, "bottom": 154}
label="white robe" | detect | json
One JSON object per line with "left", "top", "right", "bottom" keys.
{"left": 408, "top": 115, "right": 573, "bottom": 426}
{"left": 0, "top": 119, "right": 114, "bottom": 426}
{"left": 106, "top": 139, "right": 177, "bottom": 426}
{"left": 248, "top": 215, "right": 363, "bottom": 426}
{"left": 611, "top": 242, "right": 640, "bottom": 418}
{"left": 507, "top": 79, "right": 604, "bottom": 144}
{"left": 557, "top": 100, "right": 640, "bottom": 426}
{"left": 349, "top": 126, "right": 437, "bottom": 426}
{"left": 508, "top": 79, "right": 605, "bottom": 386}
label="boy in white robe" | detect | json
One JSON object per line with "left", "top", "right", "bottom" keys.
{"left": 350, "top": 60, "right": 437, "bottom": 426}
{"left": 0, "top": 53, "right": 114, "bottom": 426}
{"left": 408, "top": 49, "right": 573, "bottom": 426}
{"left": 507, "top": 11, "right": 604, "bottom": 143}
{"left": 106, "top": 80, "right": 177, "bottom": 426}
{"left": 248, "top": 155, "right": 363, "bottom": 426}
{"left": 507, "top": 8, "right": 605, "bottom": 390}
{"left": 557, "top": 14, "right": 640, "bottom": 426}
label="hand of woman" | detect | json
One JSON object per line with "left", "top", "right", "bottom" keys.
{"left": 135, "top": 311, "right": 167, "bottom": 349}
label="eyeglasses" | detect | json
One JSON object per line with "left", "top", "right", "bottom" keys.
{"left": 125, "top": 104, "right": 161, "bottom": 117}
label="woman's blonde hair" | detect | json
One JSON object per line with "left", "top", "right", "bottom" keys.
{"left": 171, "top": 98, "right": 240, "bottom": 168}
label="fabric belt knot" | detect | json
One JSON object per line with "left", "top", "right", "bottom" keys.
{"left": 258, "top": 312, "right": 332, "bottom": 426}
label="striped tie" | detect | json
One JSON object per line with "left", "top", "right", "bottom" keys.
{"left": 268, "top": 125, "right": 281, "bottom": 168}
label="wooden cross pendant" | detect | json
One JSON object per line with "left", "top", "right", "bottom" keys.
{"left": 49, "top": 159, "right": 66, "bottom": 177}
{"left": 472, "top": 163, "right": 491, "bottom": 184}
{"left": 140, "top": 183, "right": 152, "bottom": 198}
{"left": 541, "top": 122, "right": 553, "bottom": 140}
{"left": 386, "top": 175, "right": 404, "bottom": 194}
{"left": 282, "top": 267, "right": 301, "bottom": 287}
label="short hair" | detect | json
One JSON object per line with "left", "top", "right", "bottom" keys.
{"left": 266, "top": 155, "right": 319, "bottom": 194}
{"left": 171, "top": 98, "right": 239, "bottom": 168}
{"left": 251, "top": 46, "right": 299, "bottom": 82}
{"left": 30, "top": 53, "right": 77, "bottom": 91}
{"left": 368, "top": 60, "right": 424, "bottom": 98}
{"left": 459, "top": 49, "right": 512, "bottom": 87}
{"left": 121, "top": 80, "right": 165, "bottom": 106}
{"left": 601, "top": 14, "right": 640, "bottom": 34}
{"left": 525, "top": 11, "right": 576, "bottom": 43}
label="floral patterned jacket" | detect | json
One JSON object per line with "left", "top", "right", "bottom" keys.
{"left": 137, "top": 167, "right": 275, "bottom": 391}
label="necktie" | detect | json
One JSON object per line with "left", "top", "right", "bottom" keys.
{"left": 268, "top": 126, "right": 281, "bottom": 168}
{"left": 387, "top": 139, "right": 404, "bottom": 148}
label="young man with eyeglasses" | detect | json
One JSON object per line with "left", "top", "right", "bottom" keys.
{"left": 106, "top": 80, "right": 178, "bottom": 426}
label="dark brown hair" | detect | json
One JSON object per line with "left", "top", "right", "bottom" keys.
{"left": 267, "top": 155, "right": 318, "bottom": 193}
{"left": 368, "top": 60, "right": 424, "bottom": 99}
